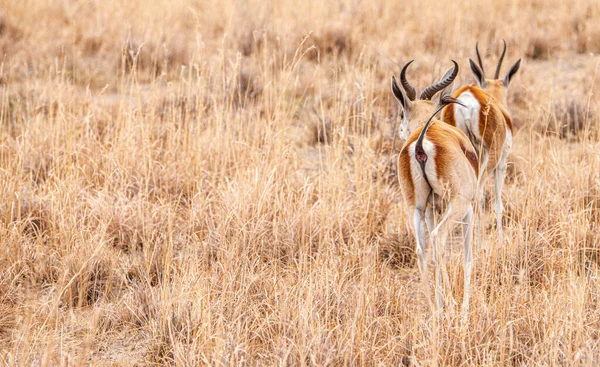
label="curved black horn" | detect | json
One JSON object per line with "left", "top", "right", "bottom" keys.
{"left": 400, "top": 60, "right": 417, "bottom": 101}
{"left": 419, "top": 60, "right": 459, "bottom": 100}
{"left": 475, "top": 41, "right": 485, "bottom": 76}
{"left": 494, "top": 39, "right": 507, "bottom": 79}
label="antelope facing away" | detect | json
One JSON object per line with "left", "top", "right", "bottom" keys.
{"left": 441, "top": 40, "right": 521, "bottom": 240}
{"left": 391, "top": 60, "right": 479, "bottom": 317}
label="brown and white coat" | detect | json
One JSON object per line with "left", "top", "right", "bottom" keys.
{"left": 392, "top": 60, "right": 479, "bottom": 317}
{"left": 441, "top": 40, "right": 521, "bottom": 239}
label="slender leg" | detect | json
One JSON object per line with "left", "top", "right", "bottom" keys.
{"left": 414, "top": 207, "right": 427, "bottom": 274}
{"left": 425, "top": 205, "right": 436, "bottom": 277}
{"left": 414, "top": 207, "right": 433, "bottom": 310}
{"left": 494, "top": 149, "right": 509, "bottom": 242}
{"left": 425, "top": 207, "right": 443, "bottom": 314}
{"left": 435, "top": 218, "right": 457, "bottom": 316}
{"left": 474, "top": 151, "right": 488, "bottom": 253}
{"left": 425, "top": 205, "right": 435, "bottom": 268}
{"left": 430, "top": 198, "right": 473, "bottom": 318}
{"left": 461, "top": 204, "right": 474, "bottom": 324}
{"left": 430, "top": 203, "right": 455, "bottom": 316}
{"left": 425, "top": 206, "right": 435, "bottom": 237}
{"left": 477, "top": 150, "right": 489, "bottom": 212}
{"left": 430, "top": 205, "right": 448, "bottom": 240}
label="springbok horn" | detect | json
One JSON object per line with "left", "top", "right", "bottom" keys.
{"left": 494, "top": 39, "right": 507, "bottom": 79}
{"left": 419, "top": 60, "right": 459, "bottom": 101}
{"left": 400, "top": 60, "right": 417, "bottom": 101}
{"left": 475, "top": 41, "right": 485, "bottom": 76}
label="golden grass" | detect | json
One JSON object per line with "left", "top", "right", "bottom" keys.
{"left": 0, "top": 0, "right": 599, "bottom": 365}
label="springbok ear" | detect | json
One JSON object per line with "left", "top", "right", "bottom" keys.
{"left": 469, "top": 58, "right": 486, "bottom": 87}
{"left": 503, "top": 58, "right": 521, "bottom": 87}
{"left": 391, "top": 75, "right": 411, "bottom": 112}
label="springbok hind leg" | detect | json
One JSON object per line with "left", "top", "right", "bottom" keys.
{"left": 494, "top": 149, "right": 509, "bottom": 243}
{"left": 461, "top": 204, "right": 474, "bottom": 324}
{"left": 413, "top": 207, "right": 433, "bottom": 311}
{"left": 430, "top": 197, "right": 473, "bottom": 318}
{"left": 425, "top": 206, "right": 442, "bottom": 313}
{"left": 477, "top": 151, "right": 489, "bottom": 212}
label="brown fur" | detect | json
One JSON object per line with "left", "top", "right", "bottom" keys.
{"left": 500, "top": 106, "right": 513, "bottom": 132}
{"left": 398, "top": 121, "right": 479, "bottom": 206}
{"left": 398, "top": 147, "right": 415, "bottom": 207}
{"left": 443, "top": 98, "right": 455, "bottom": 129}
{"left": 461, "top": 142, "right": 480, "bottom": 174}
{"left": 406, "top": 100, "right": 438, "bottom": 133}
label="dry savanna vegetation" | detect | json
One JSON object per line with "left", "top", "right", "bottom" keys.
{"left": 0, "top": 0, "right": 599, "bottom": 365}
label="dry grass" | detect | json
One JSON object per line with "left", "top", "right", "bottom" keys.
{"left": 0, "top": 0, "right": 599, "bottom": 365}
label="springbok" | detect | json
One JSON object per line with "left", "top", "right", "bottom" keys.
{"left": 441, "top": 40, "right": 521, "bottom": 239}
{"left": 392, "top": 60, "right": 479, "bottom": 317}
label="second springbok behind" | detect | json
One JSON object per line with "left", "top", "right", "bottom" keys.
{"left": 392, "top": 60, "right": 479, "bottom": 317}
{"left": 441, "top": 40, "right": 521, "bottom": 239}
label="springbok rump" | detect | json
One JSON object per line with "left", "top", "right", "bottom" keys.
{"left": 442, "top": 40, "right": 521, "bottom": 240}
{"left": 392, "top": 60, "right": 479, "bottom": 319}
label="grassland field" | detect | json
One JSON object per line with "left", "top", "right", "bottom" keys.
{"left": 0, "top": 0, "right": 600, "bottom": 365}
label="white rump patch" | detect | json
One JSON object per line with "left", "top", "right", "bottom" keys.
{"left": 408, "top": 138, "right": 440, "bottom": 200}
{"left": 454, "top": 91, "right": 481, "bottom": 144}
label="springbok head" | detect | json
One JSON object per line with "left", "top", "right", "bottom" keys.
{"left": 390, "top": 60, "right": 459, "bottom": 140}
{"left": 469, "top": 40, "right": 521, "bottom": 106}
